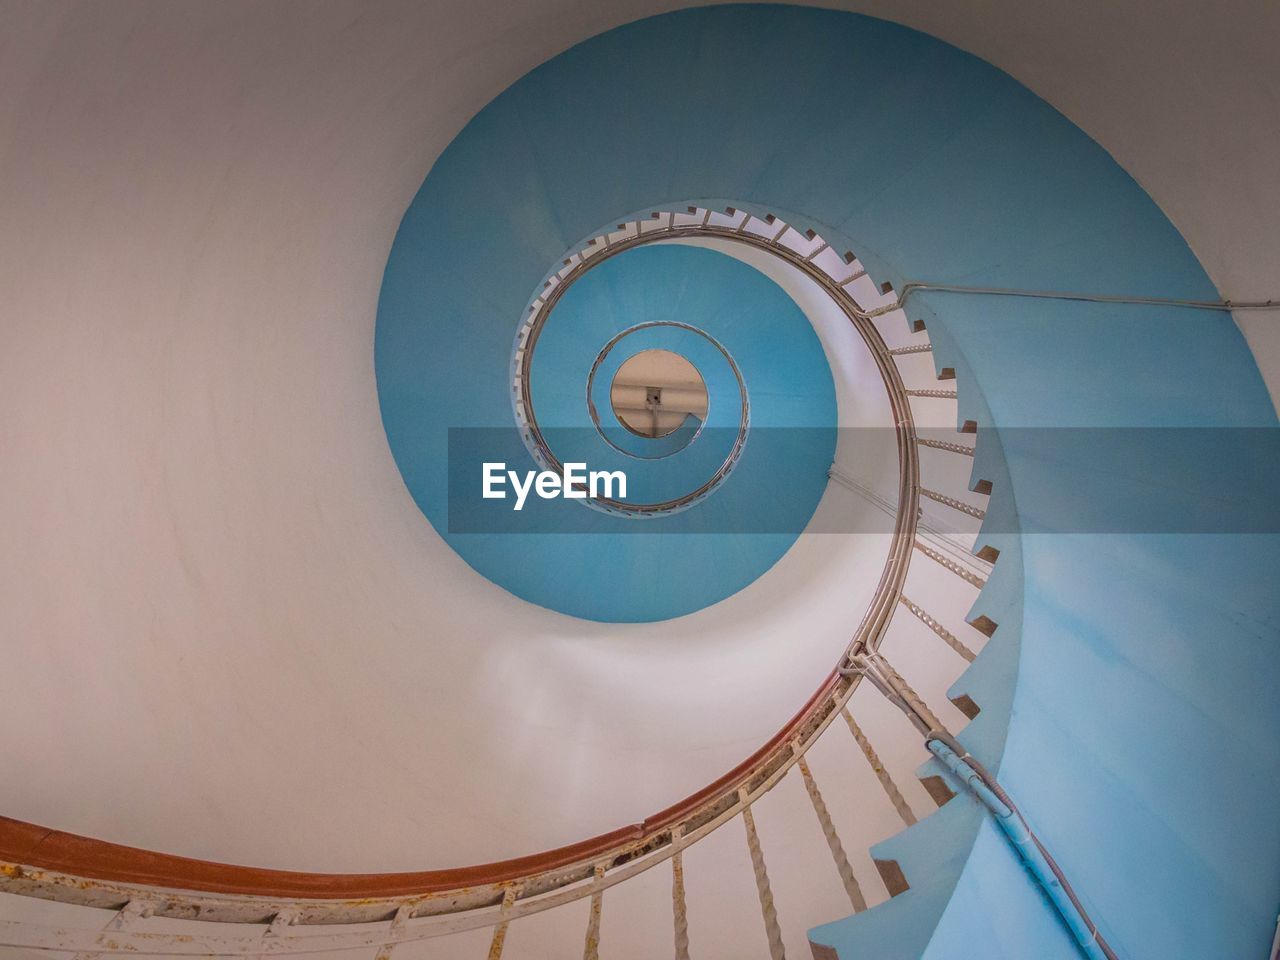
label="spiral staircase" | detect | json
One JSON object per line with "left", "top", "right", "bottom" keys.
{"left": 1, "top": 4, "right": 1278, "bottom": 960}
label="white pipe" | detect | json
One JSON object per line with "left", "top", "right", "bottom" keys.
{"left": 893, "top": 281, "right": 1280, "bottom": 313}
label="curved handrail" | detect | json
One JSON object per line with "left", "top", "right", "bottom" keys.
{"left": 584, "top": 321, "right": 737, "bottom": 465}
{"left": 0, "top": 207, "right": 923, "bottom": 948}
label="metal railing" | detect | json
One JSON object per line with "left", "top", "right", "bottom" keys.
{"left": 0, "top": 206, "right": 996, "bottom": 958}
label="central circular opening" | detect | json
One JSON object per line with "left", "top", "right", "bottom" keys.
{"left": 610, "top": 349, "right": 709, "bottom": 440}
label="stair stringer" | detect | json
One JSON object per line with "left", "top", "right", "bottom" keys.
{"left": 815, "top": 262, "right": 1280, "bottom": 960}
{"left": 809, "top": 322, "right": 1061, "bottom": 958}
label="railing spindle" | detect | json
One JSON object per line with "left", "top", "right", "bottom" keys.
{"left": 921, "top": 487, "right": 986, "bottom": 519}
{"left": 372, "top": 903, "right": 412, "bottom": 960}
{"left": 671, "top": 826, "right": 692, "bottom": 960}
{"left": 582, "top": 864, "right": 605, "bottom": 960}
{"left": 913, "top": 539, "right": 987, "bottom": 587}
{"left": 916, "top": 436, "right": 975, "bottom": 456}
{"left": 842, "top": 706, "right": 916, "bottom": 826}
{"left": 739, "top": 788, "right": 786, "bottom": 960}
{"left": 899, "top": 595, "right": 977, "bottom": 662}
{"left": 487, "top": 886, "right": 518, "bottom": 960}
{"left": 795, "top": 752, "right": 867, "bottom": 912}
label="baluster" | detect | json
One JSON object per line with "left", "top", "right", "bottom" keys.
{"left": 487, "top": 885, "right": 518, "bottom": 960}
{"left": 795, "top": 751, "right": 867, "bottom": 911}
{"left": 739, "top": 787, "right": 786, "bottom": 960}
{"left": 582, "top": 863, "right": 606, "bottom": 960}
{"left": 671, "top": 825, "right": 692, "bottom": 960}
{"left": 842, "top": 706, "right": 916, "bottom": 826}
